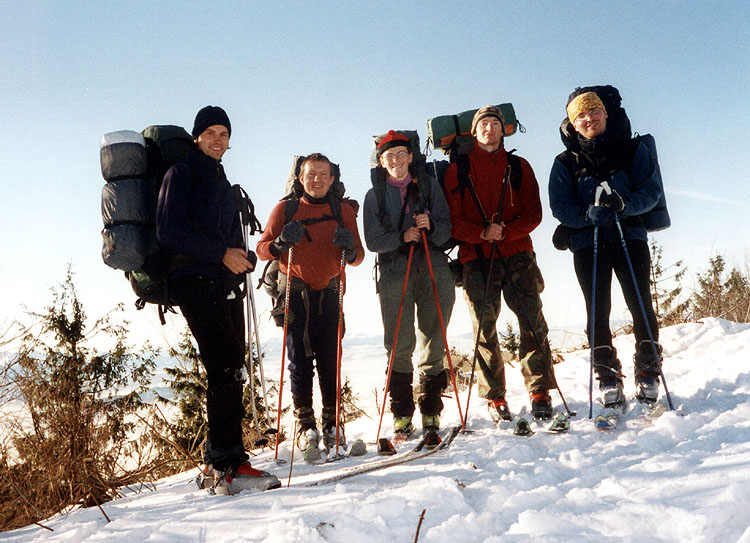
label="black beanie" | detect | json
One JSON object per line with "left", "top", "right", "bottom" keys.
{"left": 192, "top": 106, "right": 231, "bottom": 139}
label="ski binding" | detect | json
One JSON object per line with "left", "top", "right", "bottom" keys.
{"left": 547, "top": 412, "right": 571, "bottom": 432}
{"left": 513, "top": 418, "right": 534, "bottom": 436}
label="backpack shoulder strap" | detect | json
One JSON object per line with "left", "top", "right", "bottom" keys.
{"left": 372, "top": 167, "right": 393, "bottom": 231}
{"left": 283, "top": 196, "right": 300, "bottom": 224}
{"left": 556, "top": 149, "right": 582, "bottom": 178}
{"left": 451, "top": 152, "right": 489, "bottom": 225}
{"left": 414, "top": 172, "right": 433, "bottom": 212}
{"left": 506, "top": 149, "right": 523, "bottom": 192}
{"left": 454, "top": 153, "right": 471, "bottom": 197}
{"left": 233, "top": 184, "right": 262, "bottom": 235}
{"left": 327, "top": 194, "right": 344, "bottom": 228}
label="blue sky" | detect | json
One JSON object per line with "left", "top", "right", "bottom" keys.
{"left": 1, "top": 1, "right": 748, "bottom": 348}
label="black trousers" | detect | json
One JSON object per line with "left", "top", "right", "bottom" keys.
{"left": 171, "top": 274, "right": 248, "bottom": 470}
{"left": 573, "top": 239, "right": 659, "bottom": 349}
{"left": 286, "top": 286, "right": 340, "bottom": 416}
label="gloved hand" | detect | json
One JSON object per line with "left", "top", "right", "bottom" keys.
{"left": 246, "top": 249, "right": 258, "bottom": 269}
{"left": 272, "top": 221, "right": 305, "bottom": 254}
{"left": 333, "top": 226, "right": 354, "bottom": 250}
{"left": 599, "top": 190, "right": 625, "bottom": 213}
{"left": 333, "top": 226, "right": 357, "bottom": 262}
{"left": 280, "top": 221, "right": 305, "bottom": 244}
{"left": 586, "top": 205, "right": 614, "bottom": 227}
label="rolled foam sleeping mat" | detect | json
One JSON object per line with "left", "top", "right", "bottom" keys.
{"left": 100, "top": 130, "right": 147, "bottom": 181}
{"left": 101, "top": 224, "right": 146, "bottom": 271}
{"left": 426, "top": 103, "right": 518, "bottom": 152}
{"left": 101, "top": 178, "right": 149, "bottom": 226}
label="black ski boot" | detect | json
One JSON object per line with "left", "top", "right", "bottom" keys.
{"left": 634, "top": 340, "right": 663, "bottom": 403}
{"left": 530, "top": 390, "right": 553, "bottom": 421}
{"left": 488, "top": 397, "right": 512, "bottom": 422}
{"left": 416, "top": 370, "right": 448, "bottom": 421}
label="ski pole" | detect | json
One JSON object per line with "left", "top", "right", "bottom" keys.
{"left": 236, "top": 186, "right": 274, "bottom": 442}
{"left": 375, "top": 244, "right": 415, "bottom": 443}
{"left": 287, "top": 417, "right": 297, "bottom": 488}
{"left": 587, "top": 186, "right": 606, "bottom": 419}
{"left": 247, "top": 282, "right": 275, "bottom": 436}
{"left": 588, "top": 225, "right": 599, "bottom": 419}
{"left": 420, "top": 229, "right": 465, "bottom": 429}
{"left": 462, "top": 166, "right": 508, "bottom": 425}
{"left": 493, "top": 255, "right": 576, "bottom": 417}
{"left": 462, "top": 241, "right": 497, "bottom": 427}
{"left": 334, "top": 249, "right": 346, "bottom": 457}
{"left": 238, "top": 220, "right": 264, "bottom": 445}
{"left": 274, "top": 246, "right": 294, "bottom": 460}
{"left": 613, "top": 214, "right": 675, "bottom": 411}
{"left": 244, "top": 272, "right": 266, "bottom": 447}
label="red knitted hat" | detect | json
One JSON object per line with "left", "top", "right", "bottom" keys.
{"left": 377, "top": 130, "right": 411, "bottom": 156}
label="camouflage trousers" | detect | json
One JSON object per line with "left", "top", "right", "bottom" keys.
{"left": 462, "top": 251, "right": 556, "bottom": 400}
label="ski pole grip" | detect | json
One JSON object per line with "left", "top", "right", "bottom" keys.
{"left": 594, "top": 185, "right": 605, "bottom": 206}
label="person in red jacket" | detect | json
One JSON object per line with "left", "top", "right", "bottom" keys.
{"left": 442, "top": 106, "right": 557, "bottom": 421}
{"left": 257, "top": 153, "right": 364, "bottom": 456}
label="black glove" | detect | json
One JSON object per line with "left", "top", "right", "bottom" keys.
{"left": 246, "top": 250, "right": 258, "bottom": 268}
{"left": 586, "top": 205, "right": 614, "bottom": 227}
{"left": 333, "top": 226, "right": 356, "bottom": 262}
{"left": 599, "top": 190, "right": 625, "bottom": 213}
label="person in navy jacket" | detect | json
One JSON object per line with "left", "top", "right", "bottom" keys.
{"left": 157, "top": 105, "right": 279, "bottom": 492}
{"left": 548, "top": 90, "right": 664, "bottom": 408}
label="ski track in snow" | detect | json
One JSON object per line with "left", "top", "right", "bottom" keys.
{"left": 2, "top": 318, "right": 750, "bottom": 543}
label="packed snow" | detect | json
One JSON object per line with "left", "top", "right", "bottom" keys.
{"left": 2, "top": 317, "right": 750, "bottom": 543}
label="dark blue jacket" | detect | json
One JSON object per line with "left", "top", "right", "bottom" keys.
{"left": 156, "top": 148, "right": 244, "bottom": 284}
{"left": 548, "top": 140, "right": 662, "bottom": 252}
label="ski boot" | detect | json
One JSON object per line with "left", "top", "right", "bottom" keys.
{"left": 601, "top": 381, "right": 625, "bottom": 407}
{"left": 321, "top": 422, "right": 346, "bottom": 453}
{"left": 421, "top": 414, "right": 440, "bottom": 432}
{"left": 196, "top": 464, "right": 214, "bottom": 490}
{"left": 594, "top": 346, "right": 626, "bottom": 408}
{"left": 634, "top": 340, "right": 662, "bottom": 404}
{"left": 296, "top": 426, "right": 323, "bottom": 463}
{"left": 488, "top": 397, "right": 512, "bottom": 423}
{"left": 213, "top": 462, "right": 281, "bottom": 495}
{"left": 530, "top": 390, "right": 553, "bottom": 421}
{"left": 393, "top": 415, "right": 415, "bottom": 437}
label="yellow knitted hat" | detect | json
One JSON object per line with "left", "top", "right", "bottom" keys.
{"left": 567, "top": 92, "right": 606, "bottom": 124}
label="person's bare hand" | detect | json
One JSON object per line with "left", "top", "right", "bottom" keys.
{"left": 223, "top": 248, "right": 254, "bottom": 274}
{"left": 403, "top": 226, "right": 421, "bottom": 243}
{"left": 481, "top": 222, "right": 505, "bottom": 241}
{"left": 414, "top": 213, "right": 430, "bottom": 230}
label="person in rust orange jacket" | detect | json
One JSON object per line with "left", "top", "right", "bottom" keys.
{"left": 442, "top": 106, "right": 556, "bottom": 422}
{"left": 257, "top": 153, "right": 364, "bottom": 454}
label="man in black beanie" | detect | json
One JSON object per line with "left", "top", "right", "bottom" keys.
{"left": 157, "top": 106, "right": 280, "bottom": 494}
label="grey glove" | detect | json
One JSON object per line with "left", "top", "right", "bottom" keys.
{"left": 280, "top": 221, "right": 305, "bottom": 244}
{"left": 272, "top": 221, "right": 305, "bottom": 254}
{"left": 333, "top": 226, "right": 356, "bottom": 262}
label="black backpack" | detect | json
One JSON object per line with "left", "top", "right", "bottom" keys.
{"left": 370, "top": 130, "right": 434, "bottom": 234}
{"left": 259, "top": 155, "right": 359, "bottom": 326}
{"left": 101, "top": 125, "right": 194, "bottom": 322}
{"left": 556, "top": 85, "right": 670, "bottom": 238}
{"left": 100, "top": 125, "right": 261, "bottom": 323}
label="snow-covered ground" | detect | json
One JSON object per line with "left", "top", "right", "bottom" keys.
{"left": 3, "top": 317, "right": 750, "bottom": 543}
